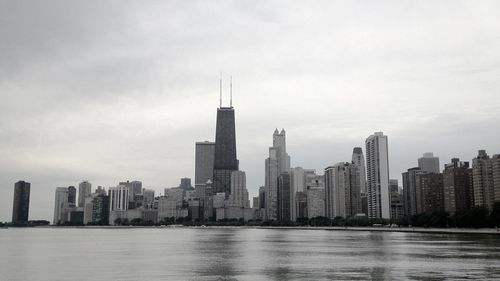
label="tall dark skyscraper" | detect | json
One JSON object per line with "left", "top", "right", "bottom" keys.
{"left": 12, "top": 181, "right": 31, "bottom": 224}
{"left": 213, "top": 106, "right": 238, "bottom": 195}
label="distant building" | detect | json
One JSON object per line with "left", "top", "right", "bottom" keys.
{"left": 67, "top": 186, "right": 76, "bottom": 205}
{"left": 325, "top": 163, "right": 361, "bottom": 219}
{"left": 390, "top": 179, "right": 404, "bottom": 220}
{"left": 402, "top": 167, "right": 427, "bottom": 217}
{"left": 290, "top": 167, "right": 305, "bottom": 221}
{"left": 228, "top": 171, "right": 250, "bottom": 208}
{"left": 92, "top": 193, "right": 109, "bottom": 225}
{"left": 54, "top": 187, "right": 69, "bottom": 225}
{"left": 307, "top": 186, "right": 325, "bottom": 219}
{"left": 416, "top": 173, "right": 444, "bottom": 214}
{"left": 265, "top": 129, "right": 291, "bottom": 221}
{"left": 195, "top": 141, "right": 215, "bottom": 185}
{"left": 352, "top": 147, "right": 367, "bottom": 194}
{"left": 142, "top": 189, "right": 155, "bottom": 208}
{"left": 277, "top": 172, "right": 292, "bottom": 221}
{"left": 213, "top": 106, "right": 239, "bottom": 195}
{"left": 365, "top": 132, "right": 390, "bottom": 219}
{"left": 179, "top": 178, "right": 193, "bottom": 190}
{"left": 443, "top": 158, "right": 473, "bottom": 215}
{"left": 418, "top": 152, "right": 440, "bottom": 174}
{"left": 472, "top": 150, "right": 500, "bottom": 211}
{"left": 109, "top": 185, "right": 129, "bottom": 224}
{"left": 296, "top": 191, "right": 308, "bottom": 220}
{"left": 12, "top": 181, "right": 30, "bottom": 224}
{"left": 119, "top": 180, "right": 142, "bottom": 209}
{"left": 78, "top": 181, "right": 92, "bottom": 208}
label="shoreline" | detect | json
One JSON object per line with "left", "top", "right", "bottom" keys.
{"left": 7, "top": 225, "right": 500, "bottom": 235}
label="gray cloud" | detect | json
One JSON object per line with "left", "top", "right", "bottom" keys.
{"left": 1, "top": 1, "right": 500, "bottom": 220}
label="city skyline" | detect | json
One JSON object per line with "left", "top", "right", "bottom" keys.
{"left": 2, "top": 1, "right": 500, "bottom": 221}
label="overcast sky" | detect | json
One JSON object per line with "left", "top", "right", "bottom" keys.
{"left": 1, "top": 1, "right": 500, "bottom": 221}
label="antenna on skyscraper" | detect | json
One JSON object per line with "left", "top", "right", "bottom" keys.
{"left": 230, "top": 76, "right": 233, "bottom": 107}
{"left": 219, "top": 72, "right": 222, "bottom": 108}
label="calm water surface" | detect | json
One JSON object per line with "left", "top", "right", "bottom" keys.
{"left": 1, "top": 227, "right": 499, "bottom": 280}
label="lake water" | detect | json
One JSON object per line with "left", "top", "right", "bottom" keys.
{"left": 0, "top": 227, "right": 499, "bottom": 280}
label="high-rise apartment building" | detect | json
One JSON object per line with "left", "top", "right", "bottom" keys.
{"left": 390, "top": 179, "right": 404, "bottom": 220}
{"left": 402, "top": 167, "right": 427, "bottom": 217}
{"left": 365, "top": 132, "right": 390, "bottom": 219}
{"left": 416, "top": 173, "right": 444, "bottom": 214}
{"left": 12, "top": 181, "right": 30, "bottom": 224}
{"left": 443, "top": 158, "right": 473, "bottom": 215}
{"left": 195, "top": 141, "right": 215, "bottom": 185}
{"left": 213, "top": 106, "right": 238, "bottom": 195}
{"left": 325, "top": 163, "right": 361, "bottom": 219}
{"left": 78, "top": 181, "right": 92, "bottom": 207}
{"left": 472, "top": 150, "right": 499, "bottom": 211}
{"left": 418, "top": 152, "right": 440, "bottom": 174}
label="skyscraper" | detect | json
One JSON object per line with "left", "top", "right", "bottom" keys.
{"left": 67, "top": 186, "right": 76, "bottom": 205}
{"left": 277, "top": 172, "right": 292, "bottom": 221}
{"left": 418, "top": 152, "right": 440, "bottom": 174}
{"left": 228, "top": 171, "right": 250, "bottom": 208}
{"left": 472, "top": 150, "right": 495, "bottom": 211}
{"left": 402, "top": 167, "right": 427, "bottom": 217}
{"left": 213, "top": 106, "right": 238, "bottom": 195}
{"left": 443, "top": 158, "right": 473, "bottom": 215}
{"left": 78, "top": 181, "right": 92, "bottom": 208}
{"left": 12, "top": 181, "right": 30, "bottom": 224}
{"left": 416, "top": 173, "right": 444, "bottom": 213}
{"left": 265, "top": 129, "right": 291, "bottom": 221}
{"left": 195, "top": 141, "right": 215, "bottom": 185}
{"left": 54, "top": 187, "right": 69, "bottom": 225}
{"left": 325, "top": 163, "right": 361, "bottom": 219}
{"left": 365, "top": 132, "right": 390, "bottom": 219}
{"left": 352, "top": 147, "right": 367, "bottom": 194}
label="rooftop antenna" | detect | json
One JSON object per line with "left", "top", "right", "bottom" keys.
{"left": 219, "top": 72, "right": 222, "bottom": 108}
{"left": 230, "top": 76, "right": 233, "bottom": 107}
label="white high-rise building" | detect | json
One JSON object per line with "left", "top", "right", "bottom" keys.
{"left": 418, "top": 152, "right": 440, "bottom": 174}
{"left": 53, "top": 187, "right": 69, "bottom": 225}
{"left": 109, "top": 185, "right": 129, "bottom": 212}
{"left": 352, "top": 147, "right": 367, "bottom": 194}
{"left": 195, "top": 141, "right": 215, "bottom": 185}
{"left": 365, "top": 132, "right": 390, "bottom": 219}
{"left": 265, "top": 129, "right": 291, "bottom": 220}
{"left": 78, "top": 180, "right": 92, "bottom": 208}
{"left": 228, "top": 171, "right": 250, "bottom": 208}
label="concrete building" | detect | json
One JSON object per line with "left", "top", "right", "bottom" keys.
{"left": 296, "top": 191, "right": 308, "bottom": 220}
{"left": 142, "top": 189, "right": 155, "bottom": 208}
{"left": 416, "top": 173, "right": 444, "bottom": 214}
{"left": 12, "top": 181, "right": 30, "bottom": 224}
{"left": 418, "top": 152, "right": 440, "bottom": 174}
{"left": 325, "top": 163, "right": 361, "bottom": 219}
{"left": 119, "top": 180, "right": 142, "bottom": 208}
{"left": 443, "top": 158, "right": 473, "bottom": 215}
{"left": 195, "top": 141, "right": 215, "bottom": 185}
{"left": 109, "top": 185, "right": 129, "bottom": 224}
{"left": 92, "top": 193, "right": 109, "bottom": 225}
{"left": 78, "top": 181, "right": 92, "bottom": 208}
{"left": 307, "top": 186, "right": 325, "bottom": 218}
{"left": 472, "top": 150, "right": 499, "bottom": 211}
{"left": 402, "top": 167, "right": 427, "bottom": 217}
{"left": 365, "top": 132, "right": 390, "bottom": 219}
{"left": 277, "top": 172, "right": 292, "bottom": 221}
{"left": 67, "top": 186, "right": 76, "bottom": 205}
{"left": 390, "top": 179, "right": 404, "bottom": 221}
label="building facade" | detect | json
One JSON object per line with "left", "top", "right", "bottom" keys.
{"left": 418, "top": 152, "right": 440, "bottom": 174}
{"left": 365, "top": 132, "right": 390, "bottom": 219}
{"left": 195, "top": 141, "right": 215, "bottom": 185}
{"left": 12, "top": 181, "right": 30, "bottom": 224}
